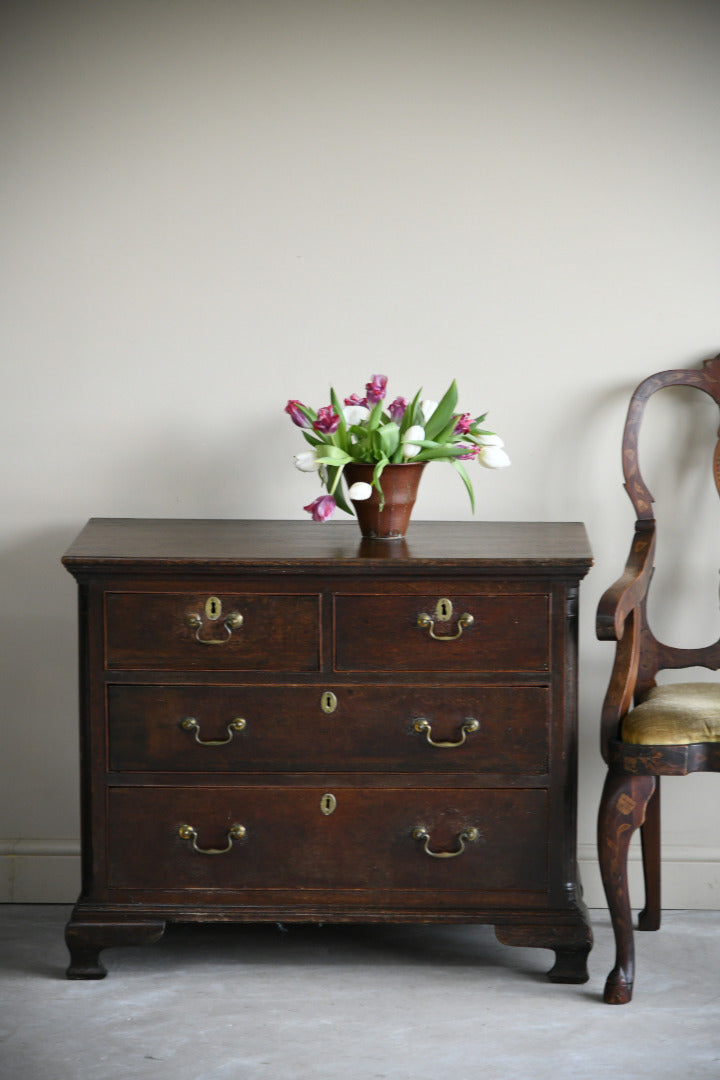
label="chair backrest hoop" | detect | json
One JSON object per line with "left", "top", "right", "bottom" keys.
{"left": 622, "top": 354, "right": 720, "bottom": 520}
{"left": 620, "top": 354, "right": 720, "bottom": 691}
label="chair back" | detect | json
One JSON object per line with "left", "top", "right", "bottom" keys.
{"left": 620, "top": 354, "right": 720, "bottom": 695}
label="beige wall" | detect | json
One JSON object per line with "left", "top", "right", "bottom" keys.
{"left": 3, "top": 0, "right": 720, "bottom": 906}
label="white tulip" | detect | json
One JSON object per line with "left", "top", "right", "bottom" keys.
{"left": 476, "top": 433, "right": 505, "bottom": 447}
{"left": 293, "top": 450, "right": 319, "bottom": 472}
{"left": 420, "top": 400, "right": 438, "bottom": 424}
{"left": 402, "top": 424, "right": 425, "bottom": 458}
{"left": 343, "top": 404, "right": 371, "bottom": 426}
{"left": 478, "top": 444, "right": 511, "bottom": 469}
{"left": 347, "top": 481, "right": 372, "bottom": 501}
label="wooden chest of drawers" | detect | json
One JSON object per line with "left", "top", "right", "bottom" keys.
{"left": 62, "top": 518, "right": 593, "bottom": 982}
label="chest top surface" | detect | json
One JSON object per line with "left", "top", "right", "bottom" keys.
{"left": 62, "top": 519, "right": 592, "bottom": 578}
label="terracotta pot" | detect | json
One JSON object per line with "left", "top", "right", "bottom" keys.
{"left": 344, "top": 462, "right": 426, "bottom": 540}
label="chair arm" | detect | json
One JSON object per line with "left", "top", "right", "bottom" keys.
{"left": 596, "top": 523, "right": 656, "bottom": 641}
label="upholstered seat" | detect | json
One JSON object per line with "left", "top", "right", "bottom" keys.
{"left": 622, "top": 683, "right": 720, "bottom": 745}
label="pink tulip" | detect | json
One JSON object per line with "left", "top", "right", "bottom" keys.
{"left": 285, "top": 399, "right": 311, "bottom": 428}
{"left": 313, "top": 405, "right": 340, "bottom": 434}
{"left": 344, "top": 392, "right": 367, "bottom": 407}
{"left": 454, "top": 412, "right": 472, "bottom": 435}
{"left": 303, "top": 495, "right": 337, "bottom": 522}
{"left": 388, "top": 396, "right": 407, "bottom": 423}
{"left": 365, "top": 374, "right": 388, "bottom": 404}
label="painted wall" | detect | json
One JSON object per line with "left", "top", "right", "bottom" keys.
{"left": 2, "top": 0, "right": 720, "bottom": 907}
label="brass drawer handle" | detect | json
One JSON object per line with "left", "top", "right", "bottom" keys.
{"left": 411, "top": 825, "right": 479, "bottom": 858}
{"left": 416, "top": 611, "right": 474, "bottom": 641}
{"left": 180, "top": 717, "right": 246, "bottom": 746}
{"left": 185, "top": 611, "right": 244, "bottom": 645}
{"left": 178, "top": 823, "right": 246, "bottom": 855}
{"left": 413, "top": 716, "right": 479, "bottom": 748}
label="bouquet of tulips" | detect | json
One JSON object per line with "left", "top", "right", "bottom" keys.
{"left": 285, "top": 374, "right": 510, "bottom": 521}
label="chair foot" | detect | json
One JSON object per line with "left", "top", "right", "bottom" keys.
{"left": 637, "top": 908, "right": 661, "bottom": 932}
{"left": 604, "top": 965, "right": 634, "bottom": 1005}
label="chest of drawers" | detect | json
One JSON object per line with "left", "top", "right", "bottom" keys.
{"left": 62, "top": 518, "right": 593, "bottom": 983}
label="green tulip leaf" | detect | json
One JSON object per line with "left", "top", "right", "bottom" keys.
{"left": 451, "top": 459, "right": 476, "bottom": 513}
{"left": 314, "top": 446, "right": 353, "bottom": 465}
{"left": 423, "top": 379, "right": 458, "bottom": 440}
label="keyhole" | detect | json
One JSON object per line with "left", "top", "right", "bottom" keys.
{"left": 320, "top": 691, "right": 338, "bottom": 715}
{"left": 435, "top": 598, "right": 453, "bottom": 622}
{"left": 320, "top": 793, "right": 337, "bottom": 816}
{"left": 205, "top": 596, "right": 222, "bottom": 621}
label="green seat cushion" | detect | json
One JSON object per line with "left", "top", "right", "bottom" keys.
{"left": 621, "top": 682, "right": 720, "bottom": 745}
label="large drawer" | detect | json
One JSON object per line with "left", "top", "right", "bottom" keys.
{"left": 333, "top": 592, "right": 550, "bottom": 672}
{"left": 107, "top": 786, "right": 548, "bottom": 892}
{"left": 107, "top": 683, "right": 550, "bottom": 774}
{"left": 104, "top": 592, "right": 321, "bottom": 671}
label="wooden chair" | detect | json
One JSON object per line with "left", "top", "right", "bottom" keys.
{"left": 597, "top": 354, "right": 720, "bottom": 1004}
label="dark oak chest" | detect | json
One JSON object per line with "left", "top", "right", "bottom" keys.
{"left": 62, "top": 518, "right": 593, "bottom": 982}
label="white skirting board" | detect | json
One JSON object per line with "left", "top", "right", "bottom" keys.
{"left": 578, "top": 843, "right": 720, "bottom": 911}
{"left": 0, "top": 840, "right": 81, "bottom": 904}
{"left": 2, "top": 840, "right": 720, "bottom": 907}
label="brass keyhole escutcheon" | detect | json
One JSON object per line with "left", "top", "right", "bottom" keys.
{"left": 320, "top": 793, "right": 337, "bottom": 816}
{"left": 205, "top": 596, "right": 222, "bottom": 622}
{"left": 435, "top": 598, "right": 453, "bottom": 622}
{"left": 320, "top": 691, "right": 338, "bottom": 715}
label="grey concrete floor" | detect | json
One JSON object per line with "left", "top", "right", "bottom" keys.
{"left": 1, "top": 907, "right": 719, "bottom": 1080}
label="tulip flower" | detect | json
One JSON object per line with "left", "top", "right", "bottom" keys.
{"left": 343, "top": 404, "right": 371, "bottom": 426}
{"left": 420, "top": 400, "right": 438, "bottom": 424}
{"left": 344, "top": 392, "right": 367, "bottom": 407}
{"left": 347, "top": 481, "right": 372, "bottom": 501}
{"left": 453, "top": 412, "right": 472, "bottom": 435}
{"left": 402, "top": 424, "right": 425, "bottom": 458}
{"left": 293, "top": 450, "right": 320, "bottom": 472}
{"left": 365, "top": 374, "right": 388, "bottom": 404}
{"left": 313, "top": 405, "right": 340, "bottom": 435}
{"left": 388, "top": 396, "right": 407, "bottom": 423}
{"left": 285, "top": 399, "right": 311, "bottom": 428}
{"left": 477, "top": 436, "right": 511, "bottom": 469}
{"left": 303, "top": 495, "right": 337, "bottom": 521}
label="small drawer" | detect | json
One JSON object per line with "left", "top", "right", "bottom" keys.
{"left": 333, "top": 592, "right": 550, "bottom": 672}
{"left": 107, "top": 786, "right": 548, "bottom": 892}
{"left": 107, "top": 684, "right": 550, "bottom": 774}
{"left": 104, "top": 592, "right": 321, "bottom": 671}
